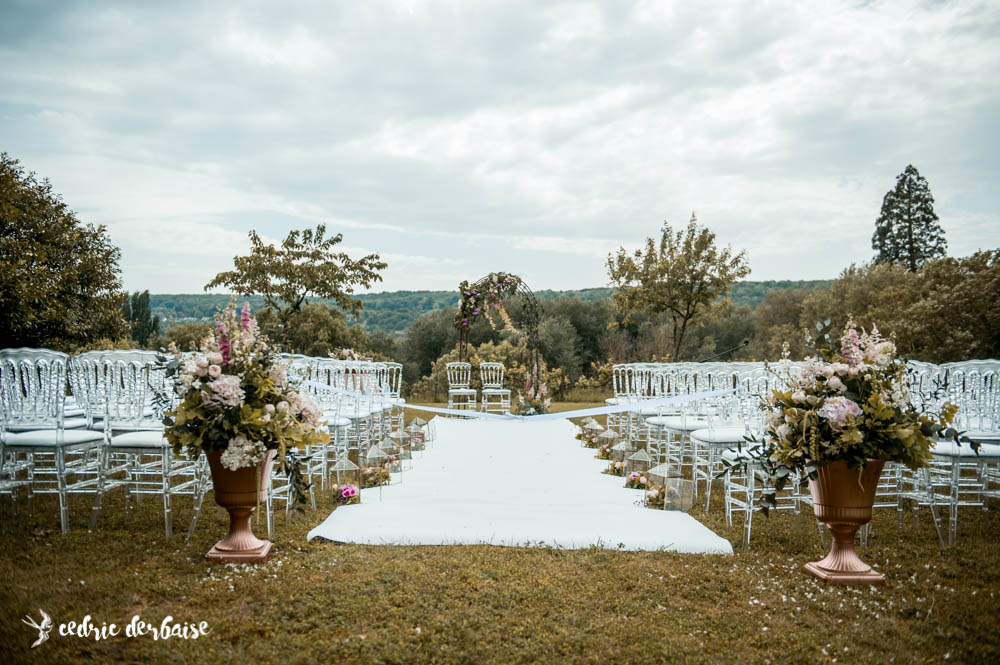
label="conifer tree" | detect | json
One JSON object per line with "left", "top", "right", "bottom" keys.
{"left": 872, "top": 165, "right": 947, "bottom": 271}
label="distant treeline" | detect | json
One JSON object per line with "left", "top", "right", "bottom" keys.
{"left": 151, "top": 280, "right": 832, "bottom": 336}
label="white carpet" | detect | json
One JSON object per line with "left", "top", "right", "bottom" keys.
{"left": 307, "top": 417, "right": 733, "bottom": 554}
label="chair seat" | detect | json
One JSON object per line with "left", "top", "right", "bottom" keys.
{"left": 644, "top": 416, "right": 710, "bottom": 431}
{"left": 691, "top": 426, "right": 747, "bottom": 445}
{"left": 965, "top": 430, "right": 1000, "bottom": 443}
{"left": 3, "top": 428, "right": 104, "bottom": 446}
{"left": 605, "top": 397, "right": 620, "bottom": 406}
{"left": 6, "top": 416, "right": 90, "bottom": 431}
{"left": 111, "top": 430, "right": 169, "bottom": 448}
{"left": 930, "top": 440, "right": 1000, "bottom": 462}
{"left": 448, "top": 388, "right": 476, "bottom": 396}
{"left": 482, "top": 388, "right": 511, "bottom": 396}
{"left": 325, "top": 416, "right": 351, "bottom": 429}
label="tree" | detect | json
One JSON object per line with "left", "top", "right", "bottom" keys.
{"left": 255, "top": 302, "right": 368, "bottom": 357}
{"left": 606, "top": 213, "right": 750, "bottom": 359}
{"left": 0, "top": 152, "right": 129, "bottom": 350}
{"left": 205, "top": 224, "right": 387, "bottom": 344}
{"left": 122, "top": 290, "right": 160, "bottom": 348}
{"left": 161, "top": 321, "right": 213, "bottom": 352}
{"left": 872, "top": 165, "right": 947, "bottom": 271}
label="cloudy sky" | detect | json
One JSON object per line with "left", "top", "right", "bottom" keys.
{"left": 2, "top": 0, "right": 997, "bottom": 294}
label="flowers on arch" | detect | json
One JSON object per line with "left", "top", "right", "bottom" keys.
{"left": 163, "top": 301, "right": 330, "bottom": 500}
{"left": 456, "top": 272, "right": 521, "bottom": 333}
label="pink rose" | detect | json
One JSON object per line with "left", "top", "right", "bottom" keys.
{"left": 208, "top": 364, "right": 222, "bottom": 379}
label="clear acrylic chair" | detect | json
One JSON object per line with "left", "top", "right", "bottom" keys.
{"left": 87, "top": 356, "right": 204, "bottom": 539}
{"left": 446, "top": 362, "right": 476, "bottom": 412}
{"left": 0, "top": 348, "right": 104, "bottom": 533}
{"left": 479, "top": 362, "right": 511, "bottom": 413}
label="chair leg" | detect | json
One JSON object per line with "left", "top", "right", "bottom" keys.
{"left": 55, "top": 448, "right": 69, "bottom": 534}
{"left": 186, "top": 464, "right": 208, "bottom": 542}
{"left": 162, "top": 451, "right": 173, "bottom": 539}
{"left": 88, "top": 445, "right": 109, "bottom": 532}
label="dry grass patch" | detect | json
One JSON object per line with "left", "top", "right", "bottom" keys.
{"left": 2, "top": 410, "right": 998, "bottom": 664}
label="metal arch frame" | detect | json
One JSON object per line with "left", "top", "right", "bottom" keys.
{"left": 456, "top": 273, "right": 541, "bottom": 369}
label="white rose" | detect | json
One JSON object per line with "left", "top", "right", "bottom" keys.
{"left": 208, "top": 364, "right": 222, "bottom": 379}
{"left": 776, "top": 423, "right": 792, "bottom": 439}
{"left": 827, "top": 376, "right": 843, "bottom": 391}
{"left": 195, "top": 357, "right": 208, "bottom": 369}
{"left": 792, "top": 390, "right": 806, "bottom": 403}
{"left": 208, "top": 352, "right": 223, "bottom": 365}
{"left": 822, "top": 366, "right": 834, "bottom": 378}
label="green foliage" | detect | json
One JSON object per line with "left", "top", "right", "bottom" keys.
{"left": 0, "top": 152, "right": 129, "bottom": 350}
{"left": 872, "top": 164, "right": 947, "bottom": 271}
{"left": 205, "top": 224, "right": 387, "bottom": 345}
{"left": 122, "top": 290, "right": 160, "bottom": 348}
{"left": 255, "top": 302, "right": 368, "bottom": 357}
{"left": 160, "top": 321, "right": 213, "bottom": 352}
{"left": 607, "top": 213, "right": 751, "bottom": 359}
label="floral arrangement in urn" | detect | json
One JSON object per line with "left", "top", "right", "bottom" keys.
{"left": 739, "top": 318, "right": 965, "bottom": 511}
{"left": 163, "top": 301, "right": 330, "bottom": 505}
{"left": 730, "top": 318, "right": 970, "bottom": 584}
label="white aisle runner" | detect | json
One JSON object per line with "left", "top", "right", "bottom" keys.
{"left": 307, "top": 417, "right": 733, "bottom": 553}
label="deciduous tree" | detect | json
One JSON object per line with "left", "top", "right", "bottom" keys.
{"left": 205, "top": 224, "right": 387, "bottom": 345}
{"left": 606, "top": 213, "right": 750, "bottom": 359}
{"left": 0, "top": 153, "right": 128, "bottom": 350}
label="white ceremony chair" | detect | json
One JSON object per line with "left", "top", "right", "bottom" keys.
{"left": 479, "top": 362, "right": 511, "bottom": 413}
{"left": 0, "top": 348, "right": 105, "bottom": 533}
{"left": 87, "top": 355, "right": 204, "bottom": 539}
{"left": 446, "top": 362, "right": 476, "bottom": 412}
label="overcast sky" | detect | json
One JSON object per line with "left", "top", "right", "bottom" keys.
{"left": 2, "top": 0, "right": 997, "bottom": 294}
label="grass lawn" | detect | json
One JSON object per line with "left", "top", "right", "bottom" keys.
{"left": 2, "top": 404, "right": 998, "bottom": 664}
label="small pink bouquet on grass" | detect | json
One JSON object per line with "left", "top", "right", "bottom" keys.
{"left": 333, "top": 484, "right": 360, "bottom": 506}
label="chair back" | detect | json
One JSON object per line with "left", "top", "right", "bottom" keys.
{"left": 104, "top": 357, "right": 158, "bottom": 431}
{"left": 446, "top": 362, "right": 472, "bottom": 389}
{"left": 0, "top": 348, "right": 68, "bottom": 432}
{"left": 480, "top": 362, "right": 505, "bottom": 389}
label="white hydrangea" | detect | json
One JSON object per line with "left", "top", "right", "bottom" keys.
{"left": 219, "top": 435, "right": 266, "bottom": 471}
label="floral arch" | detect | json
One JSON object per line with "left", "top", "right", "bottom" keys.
{"left": 455, "top": 272, "right": 541, "bottom": 367}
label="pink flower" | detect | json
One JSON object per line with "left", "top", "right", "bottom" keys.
{"left": 241, "top": 302, "right": 252, "bottom": 331}
{"left": 208, "top": 364, "right": 222, "bottom": 379}
{"left": 817, "top": 396, "right": 862, "bottom": 430}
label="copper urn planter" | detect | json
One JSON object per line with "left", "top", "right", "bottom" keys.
{"left": 805, "top": 459, "right": 885, "bottom": 586}
{"left": 205, "top": 449, "right": 276, "bottom": 563}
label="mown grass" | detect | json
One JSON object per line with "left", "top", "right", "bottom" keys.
{"left": 2, "top": 407, "right": 998, "bottom": 664}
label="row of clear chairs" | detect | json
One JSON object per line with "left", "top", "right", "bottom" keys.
{"left": 445, "top": 361, "right": 511, "bottom": 414}
{"left": 0, "top": 348, "right": 207, "bottom": 537}
{"left": 603, "top": 359, "right": 1000, "bottom": 547}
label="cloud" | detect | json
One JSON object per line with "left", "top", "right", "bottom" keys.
{"left": 0, "top": 0, "right": 996, "bottom": 293}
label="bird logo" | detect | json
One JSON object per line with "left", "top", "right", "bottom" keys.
{"left": 22, "top": 609, "right": 53, "bottom": 648}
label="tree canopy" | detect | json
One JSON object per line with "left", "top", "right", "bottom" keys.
{"left": 872, "top": 164, "right": 947, "bottom": 271}
{"left": 606, "top": 213, "right": 750, "bottom": 359}
{"left": 122, "top": 290, "right": 160, "bottom": 347}
{"left": 0, "top": 152, "right": 128, "bottom": 350}
{"left": 205, "top": 224, "right": 387, "bottom": 346}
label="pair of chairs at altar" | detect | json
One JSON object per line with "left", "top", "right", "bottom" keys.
{"left": 445, "top": 361, "right": 511, "bottom": 413}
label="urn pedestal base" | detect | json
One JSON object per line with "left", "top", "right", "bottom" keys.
{"left": 807, "top": 459, "right": 886, "bottom": 587}
{"left": 205, "top": 450, "right": 276, "bottom": 564}
{"left": 205, "top": 505, "right": 273, "bottom": 563}
{"left": 804, "top": 523, "right": 884, "bottom": 585}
